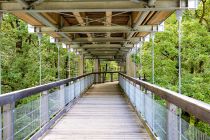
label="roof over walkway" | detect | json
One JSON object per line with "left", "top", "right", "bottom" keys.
{"left": 0, "top": 0, "right": 197, "bottom": 61}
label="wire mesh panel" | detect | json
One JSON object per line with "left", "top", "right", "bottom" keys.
{"left": 119, "top": 75, "right": 210, "bottom": 140}
{"left": 154, "top": 100, "right": 167, "bottom": 139}
{"left": 75, "top": 80, "right": 80, "bottom": 97}
{"left": 144, "top": 91, "right": 153, "bottom": 130}
{"left": 48, "top": 90, "right": 61, "bottom": 118}
{"left": 64, "top": 85, "right": 71, "bottom": 105}
{"left": 129, "top": 83, "right": 135, "bottom": 105}
{"left": 14, "top": 99, "right": 40, "bottom": 140}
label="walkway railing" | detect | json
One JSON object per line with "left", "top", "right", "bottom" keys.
{"left": 1, "top": 72, "right": 210, "bottom": 140}
{"left": 94, "top": 71, "right": 119, "bottom": 83}
{"left": 119, "top": 73, "right": 210, "bottom": 140}
{"left": 0, "top": 73, "right": 95, "bottom": 140}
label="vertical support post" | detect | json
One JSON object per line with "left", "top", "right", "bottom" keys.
{"left": 94, "top": 59, "right": 100, "bottom": 83}
{"left": 78, "top": 54, "right": 84, "bottom": 76}
{"left": 3, "top": 103, "right": 15, "bottom": 140}
{"left": 151, "top": 33, "right": 155, "bottom": 84}
{"left": 0, "top": 12, "right": 3, "bottom": 140}
{"left": 56, "top": 43, "right": 60, "bottom": 80}
{"left": 176, "top": 10, "right": 183, "bottom": 95}
{"left": 37, "top": 33, "right": 42, "bottom": 85}
{"left": 126, "top": 53, "right": 135, "bottom": 77}
{"left": 60, "top": 85, "right": 65, "bottom": 108}
{"left": 68, "top": 45, "right": 71, "bottom": 78}
{"left": 177, "top": 9, "right": 183, "bottom": 140}
{"left": 37, "top": 33, "right": 43, "bottom": 129}
{"left": 103, "top": 73, "right": 105, "bottom": 83}
{"left": 151, "top": 32, "right": 155, "bottom": 131}
{"left": 94, "top": 73, "right": 96, "bottom": 84}
{"left": 139, "top": 42, "right": 143, "bottom": 79}
{"left": 167, "top": 103, "right": 179, "bottom": 140}
{"left": 111, "top": 73, "right": 113, "bottom": 82}
{"left": 167, "top": 10, "right": 183, "bottom": 140}
{"left": 134, "top": 44, "right": 137, "bottom": 78}
{"left": 40, "top": 91, "right": 49, "bottom": 125}
{"left": 73, "top": 80, "right": 76, "bottom": 99}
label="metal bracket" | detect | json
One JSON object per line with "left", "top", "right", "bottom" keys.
{"left": 176, "top": 10, "right": 184, "bottom": 22}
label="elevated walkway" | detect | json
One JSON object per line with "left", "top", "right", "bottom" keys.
{"left": 41, "top": 82, "right": 151, "bottom": 140}
{"left": 0, "top": 72, "right": 209, "bottom": 140}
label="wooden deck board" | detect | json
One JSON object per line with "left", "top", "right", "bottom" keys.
{"left": 41, "top": 82, "right": 151, "bottom": 140}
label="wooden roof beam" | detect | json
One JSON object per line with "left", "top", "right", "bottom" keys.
{"left": 60, "top": 37, "right": 141, "bottom": 43}
{"left": 15, "top": 0, "right": 72, "bottom": 42}
{"left": 124, "top": 11, "right": 150, "bottom": 46}
{"left": 38, "top": 25, "right": 163, "bottom": 33}
{"left": 73, "top": 12, "right": 93, "bottom": 41}
{"left": 106, "top": 11, "right": 112, "bottom": 43}
{"left": 71, "top": 44, "right": 133, "bottom": 49}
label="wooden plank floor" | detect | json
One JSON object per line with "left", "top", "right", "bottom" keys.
{"left": 41, "top": 82, "right": 151, "bottom": 140}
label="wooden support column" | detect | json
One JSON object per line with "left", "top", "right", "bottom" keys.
{"left": 111, "top": 73, "right": 113, "bottom": 82}
{"left": 78, "top": 54, "right": 84, "bottom": 76}
{"left": 3, "top": 103, "right": 15, "bottom": 140}
{"left": 94, "top": 59, "right": 101, "bottom": 83}
{"left": 40, "top": 91, "right": 49, "bottom": 125}
{"left": 126, "top": 53, "right": 135, "bottom": 77}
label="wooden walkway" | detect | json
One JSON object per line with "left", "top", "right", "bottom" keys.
{"left": 41, "top": 82, "right": 151, "bottom": 140}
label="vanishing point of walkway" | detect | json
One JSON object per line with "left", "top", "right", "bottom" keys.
{"left": 41, "top": 82, "right": 151, "bottom": 140}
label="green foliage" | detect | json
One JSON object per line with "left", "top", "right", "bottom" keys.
{"left": 0, "top": 14, "right": 86, "bottom": 94}
{"left": 130, "top": 2, "right": 210, "bottom": 135}
{"left": 0, "top": 0, "right": 210, "bottom": 137}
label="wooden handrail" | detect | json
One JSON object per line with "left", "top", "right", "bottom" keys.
{"left": 119, "top": 72, "right": 210, "bottom": 124}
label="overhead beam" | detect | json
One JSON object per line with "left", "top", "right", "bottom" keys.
{"left": 29, "top": 13, "right": 72, "bottom": 42}
{"left": 61, "top": 37, "right": 141, "bottom": 43}
{"left": 106, "top": 11, "right": 112, "bottom": 42}
{"left": 82, "top": 52, "right": 124, "bottom": 56}
{"left": 73, "top": 12, "right": 93, "bottom": 41}
{"left": 15, "top": 0, "right": 72, "bottom": 42}
{"left": 71, "top": 44, "right": 133, "bottom": 49}
{"left": 80, "top": 48, "right": 130, "bottom": 51}
{"left": 38, "top": 25, "right": 163, "bottom": 33}
{"left": 84, "top": 51, "right": 119, "bottom": 54}
{"left": 1, "top": 1, "right": 193, "bottom": 12}
{"left": 124, "top": 11, "right": 150, "bottom": 46}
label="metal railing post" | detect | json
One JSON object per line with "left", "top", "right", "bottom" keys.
{"left": 111, "top": 73, "right": 113, "bottom": 82}
{"left": 167, "top": 103, "right": 179, "bottom": 140}
{"left": 74, "top": 81, "right": 76, "bottom": 98}
{"left": 94, "top": 73, "right": 96, "bottom": 84}
{"left": 60, "top": 85, "right": 65, "bottom": 109}
{"left": 80, "top": 78, "right": 82, "bottom": 94}
{"left": 143, "top": 87, "right": 146, "bottom": 117}
{"left": 3, "top": 103, "right": 15, "bottom": 140}
{"left": 40, "top": 91, "right": 49, "bottom": 125}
